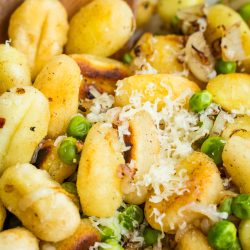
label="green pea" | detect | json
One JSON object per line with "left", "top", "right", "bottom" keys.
{"left": 67, "top": 115, "right": 91, "bottom": 140}
{"left": 219, "top": 198, "right": 233, "bottom": 215}
{"left": 215, "top": 59, "right": 237, "bottom": 74}
{"left": 239, "top": 219, "right": 250, "bottom": 250}
{"left": 208, "top": 220, "right": 237, "bottom": 250}
{"left": 101, "top": 239, "right": 124, "bottom": 250}
{"left": 61, "top": 182, "right": 78, "bottom": 196}
{"left": 143, "top": 227, "right": 161, "bottom": 246}
{"left": 118, "top": 205, "right": 143, "bottom": 230}
{"left": 57, "top": 137, "right": 79, "bottom": 165}
{"left": 231, "top": 239, "right": 242, "bottom": 250}
{"left": 189, "top": 90, "right": 213, "bottom": 113}
{"left": 122, "top": 53, "right": 133, "bottom": 64}
{"left": 201, "top": 136, "right": 226, "bottom": 165}
{"left": 232, "top": 194, "right": 250, "bottom": 219}
{"left": 239, "top": 3, "right": 250, "bottom": 23}
{"left": 100, "top": 225, "right": 118, "bottom": 241}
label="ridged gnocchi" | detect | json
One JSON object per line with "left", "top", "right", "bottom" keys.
{"left": 0, "top": 163, "right": 80, "bottom": 242}
{"left": 0, "top": 86, "right": 50, "bottom": 174}
{"left": 0, "top": 44, "right": 31, "bottom": 94}
{"left": 8, "top": 0, "right": 69, "bottom": 79}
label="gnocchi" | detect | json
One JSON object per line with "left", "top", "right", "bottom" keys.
{"left": 0, "top": 227, "right": 39, "bottom": 250}
{"left": 66, "top": 0, "right": 135, "bottom": 57}
{"left": 0, "top": 86, "right": 50, "bottom": 174}
{"left": 0, "top": 163, "right": 80, "bottom": 242}
{"left": 115, "top": 74, "right": 200, "bottom": 108}
{"left": 207, "top": 73, "right": 250, "bottom": 113}
{"left": 34, "top": 54, "right": 81, "bottom": 138}
{"left": 222, "top": 131, "right": 250, "bottom": 194}
{"left": 0, "top": 43, "right": 31, "bottom": 94}
{"left": 8, "top": 0, "right": 68, "bottom": 79}
{"left": 77, "top": 123, "right": 124, "bottom": 217}
{"left": 145, "top": 152, "right": 223, "bottom": 232}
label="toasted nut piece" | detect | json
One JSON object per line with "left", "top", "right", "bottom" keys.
{"left": 122, "top": 111, "right": 160, "bottom": 205}
{"left": 77, "top": 123, "right": 125, "bottom": 217}
{"left": 176, "top": 228, "right": 212, "bottom": 250}
{"left": 0, "top": 163, "right": 80, "bottom": 242}
{"left": 145, "top": 152, "right": 223, "bottom": 233}
{"left": 66, "top": 0, "right": 135, "bottom": 57}
{"left": 0, "top": 44, "right": 31, "bottom": 94}
{"left": 34, "top": 55, "right": 81, "bottom": 138}
{"left": 0, "top": 86, "right": 50, "bottom": 174}
{"left": 71, "top": 54, "right": 130, "bottom": 97}
{"left": 131, "top": 33, "right": 185, "bottom": 74}
{"left": 36, "top": 139, "right": 77, "bottom": 184}
{"left": 8, "top": 0, "right": 68, "bottom": 79}
{"left": 0, "top": 227, "right": 39, "bottom": 250}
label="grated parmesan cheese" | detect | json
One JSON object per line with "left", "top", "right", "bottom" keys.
{"left": 86, "top": 83, "right": 227, "bottom": 238}
{"left": 178, "top": 202, "right": 228, "bottom": 223}
{"left": 150, "top": 208, "right": 166, "bottom": 232}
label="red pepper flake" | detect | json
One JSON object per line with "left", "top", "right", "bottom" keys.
{"left": 0, "top": 118, "right": 5, "bottom": 128}
{"left": 16, "top": 88, "right": 25, "bottom": 94}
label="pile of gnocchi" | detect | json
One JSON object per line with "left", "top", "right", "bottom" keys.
{"left": 1, "top": 0, "right": 250, "bottom": 249}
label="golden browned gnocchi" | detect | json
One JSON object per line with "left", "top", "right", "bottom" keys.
{"left": 71, "top": 53, "right": 130, "bottom": 96}
{"left": 0, "top": 86, "right": 50, "bottom": 174}
{"left": 176, "top": 228, "right": 212, "bottom": 250}
{"left": 8, "top": 0, "right": 69, "bottom": 79}
{"left": 115, "top": 74, "right": 200, "bottom": 108}
{"left": 34, "top": 54, "right": 81, "bottom": 138}
{"left": 145, "top": 152, "right": 223, "bottom": 232}
{"left": 0, "top": 163, "right": 80, "bottom": 242}
{"left": 121, "top": 110, "right": 160, "bottom": 205}
{"left": 66, "top": 0, "right": 135, "bottom": 57}
{"left": 0, "top": 44, "right": 31, "bottom": 94}
{"left": 77, "top": 123, "right": 125, "bottom": 217}
{"left": 131, "top": 33, "right": 185, "bottom": 75}
{"left": 222, "top": 131, "right": 250, "bottom": 194}
{"left": 206, "top": 4, "right": 250, "bottom": 59}
{"left": 46, "top": 219, "right": 101, "bottom": 250}
{"left": 2, "top": 0, "right": 250, "bottom": 249}
{"left": 0, "top": 227, "right": 39, "bottom": 250}
{"left": 207, "top": 73, "right": 250, "bottom": 113}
